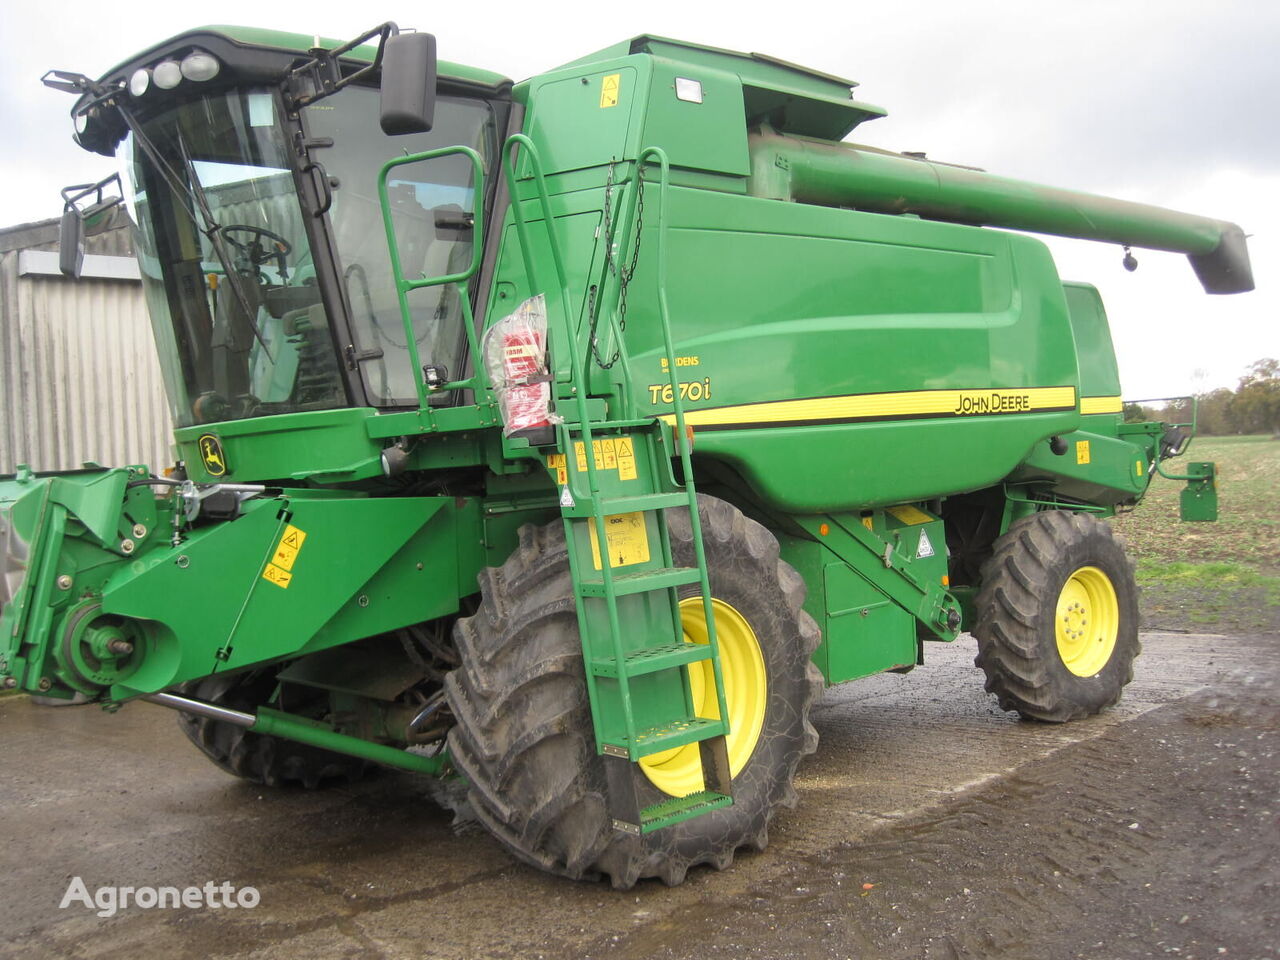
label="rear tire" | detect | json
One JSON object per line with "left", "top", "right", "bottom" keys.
{"left": 176, "top": 670, "right": 372, "bottom": 788}
{"left": 444, "top": 495, "right": 822, "bottom": 888}
{"left": 974, "top": 510, "right": 1140, "bottom": 722}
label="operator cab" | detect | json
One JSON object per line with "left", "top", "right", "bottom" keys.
{"left": 47, "top": 25, "right": 511, "bottom": 428}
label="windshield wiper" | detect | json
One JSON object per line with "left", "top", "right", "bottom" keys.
{"left": 173, "top": 135, "right": 274, "bottom": 361}
{"left": 113, "top": 101, "right": 273, "bottom": 360}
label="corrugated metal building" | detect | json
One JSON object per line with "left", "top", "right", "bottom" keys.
{"left": 0, "top": 212, "right": 172, "bottom": 472}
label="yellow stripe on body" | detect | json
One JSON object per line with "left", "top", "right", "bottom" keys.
{"left": 658, "top": 386, "right": 1077, "bottom": 429}
{"left": 1079, "top": 396, "right": 1123, "bottom": 415}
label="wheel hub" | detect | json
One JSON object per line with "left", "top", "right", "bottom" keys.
{"left": 1055, "top": 566, "right": 1120, "bottom": 677}
{"left": 639, "top": 598, "right": 767, "bottom": 797}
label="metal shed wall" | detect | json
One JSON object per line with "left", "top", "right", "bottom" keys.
{"left": 0, "top": 215, "right": 172, "bottom": 473}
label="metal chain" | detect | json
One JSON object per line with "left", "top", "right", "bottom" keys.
{"left": 588, "top": 160, "right": 618, "bottom": 368}
{"left": 618, "top": 171, "right": 644, "bottom": 328}
{"left": 589, "top": 159, "right": 645, "bottom": 370}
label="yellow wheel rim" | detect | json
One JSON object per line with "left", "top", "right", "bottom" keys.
{"left": 639, "top": 597, "right": 768, "bottom": 798}
{"left": 1055, "top": 566, "right": 1120, "bottom": 677}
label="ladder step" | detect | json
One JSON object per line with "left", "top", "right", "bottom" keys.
{"left": 578, "top": 566, "right": 701, "bottom": 598}
{"left": 606, "top": 716, "right": 727, "bottom": 760}
{"left": 562, "top": 491, "right": 689, "bottom": 518}
{"left": 591, "top": 641, "right": 714, "bottom": 678}
{"left": 613, "top": 790, "right": 734, "bottom": 836}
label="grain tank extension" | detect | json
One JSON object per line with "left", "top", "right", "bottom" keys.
{"left": 3, "top": 28, "right": 1250, "bottom": 888}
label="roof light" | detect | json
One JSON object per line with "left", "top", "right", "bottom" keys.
{"left": 180, "top": 51, "right": 220, "bottom": 82}
{"left": 153, "top": 60, "right": 182, "bottom": 89}
{"left": 128, "top": 68, "right": 150, "bottom": 97}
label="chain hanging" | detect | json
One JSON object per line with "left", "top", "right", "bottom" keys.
{"left": 589, "top": 158, "right": 645, "bottom": 370}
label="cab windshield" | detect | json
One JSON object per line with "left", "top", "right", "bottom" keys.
{"left": 303, "top": 88, "right": 496, "bottom": 405}
{"left": 121, "top": 88, "right": 344, "bottom": 427}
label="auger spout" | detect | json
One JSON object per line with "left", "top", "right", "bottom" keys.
{"left": 747, "top": 128, "right": 1253, "bottom": 294}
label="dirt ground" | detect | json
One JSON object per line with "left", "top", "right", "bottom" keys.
{"left": 1139, "top": 578, "right": 1280, "bottom": 636}
{"left": 1, "top": 625, "right": 1275, "bottom": 960}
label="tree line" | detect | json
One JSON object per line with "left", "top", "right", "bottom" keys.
{"left": 1123, "top": 358, "right": 1280, "bottom": 436}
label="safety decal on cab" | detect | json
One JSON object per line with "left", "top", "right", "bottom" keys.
{"left": 262, "top": 524, "right": 307, "bottom": 589}
{"left": 600, "top": 73, "right": 620, "bottom": 108}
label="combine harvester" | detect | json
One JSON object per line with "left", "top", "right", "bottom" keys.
{"left": 3, "top": 26, "right": 1250, "bottom": 886}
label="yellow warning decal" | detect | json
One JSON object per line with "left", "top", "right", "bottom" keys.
{"left": 262, "top": 564, "right": 293, "bottom": 589}
{"left": 1136, "top": 459, "right": 1144, "bottom": 478}
{"left": 1080, "top": 396, "right": 1124, "bottom": 415}
{"left": 1076, "top": 440, "right": 1091, "bottom": 465}
{"left": 600, "top": 73, "right": 620, "bottom": 108}
{"left": 546, "top": 453, "right": 568, "bottom": 485}
{"left": 564, "top": 437, "right": 638, "bottom": 480}
{"left": 263, "top": 524, "right": 307, "bottom": 589}
{"left": 887, "top": 505, "right": 934, "bottom": 526}
{"left": 656, "top": 385, "right": 1076, "bottom": 430}
{"left": 272, "top": 524, "right": 307, "bottom": 571}
{"left": 589, "top": 512, "right": 650, "bottom": 570}
{"left": 861, "top": 516, "right": 874, "bottom": 531}
{"left": 615, "top": 437, "right": 637, "bottom": 480}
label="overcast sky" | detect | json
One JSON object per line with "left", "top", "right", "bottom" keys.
{"left": 1, "top": 0, "right": 1274, "bottom": 398}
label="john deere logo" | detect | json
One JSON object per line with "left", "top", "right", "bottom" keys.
{"left": 197, "top": 434, "right": 228, "bottom": 477}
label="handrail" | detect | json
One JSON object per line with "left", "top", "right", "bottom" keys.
{"left": 1125, "top": 395, "right": 1203, "bottom": 480}
{"left": 377, "top": 145, "right": 487, "bottom": 408}
{"left": 500, "top": 134, "right": 635, "bottom": 741}
{"left": 501, "top": 135, "right": 571, "bottom": 314}
{"left": 627, "top": 146, "right": 730, "bottom": 732}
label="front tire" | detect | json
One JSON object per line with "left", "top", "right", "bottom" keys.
{"left": 444, "top": 495, "right": 822, "bottom": 888}
{"left": 176, "top": 670, "right": 372, "bottom": 788}
{"left": 974, "top": 510, "right": 1140, "bottom": 722}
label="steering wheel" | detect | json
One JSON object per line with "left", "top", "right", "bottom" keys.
{"left": 221, "top": 224, "right": 292, "bottom": 282}
{"left": 221, "top": 224, "right": 292, "bottom": 264}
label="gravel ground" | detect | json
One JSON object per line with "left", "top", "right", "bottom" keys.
{"left": 584, "top": 665, "right": 1279, "bottom": 960}
{"left": 2, "top": 628, "right": 1274, "bottom": 959}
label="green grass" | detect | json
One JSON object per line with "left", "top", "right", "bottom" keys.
{"left": 1136, "top": 559, "right": 1280, "bottom": 588}
{"left": 1113, "top": 435, "right": 1280, "bottom": 571}
{"left": 1112, "top": 436, "right": 1280, "bottom": 632}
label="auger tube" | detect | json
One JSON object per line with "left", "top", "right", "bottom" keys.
{"left": 747, "top": 128, "right": 1253, "bottom": 294}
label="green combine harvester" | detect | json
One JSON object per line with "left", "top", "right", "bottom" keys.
{"left": 4, "top": 25, "right": 1251, "bottom": 887}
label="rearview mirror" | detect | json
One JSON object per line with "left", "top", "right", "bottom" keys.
{"left": 59, "top": 205, "right": 84, "bottom": 279}
{"left": 380, "top": 32, "right": 437, "bottom": 135}
{"left": 58, "top": 174, "right": 124, "bottom": 278}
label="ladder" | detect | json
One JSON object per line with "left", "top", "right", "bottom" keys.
{"left": 501, "top": 138, "right": 733, "bottom": 833}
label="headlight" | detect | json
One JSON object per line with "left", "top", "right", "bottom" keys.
{"left": 128, "top": 68, "right": 150, "bottom": 97}
{"left": 153, "top": 60, "right": 182, "bottom": 90}
{"left": 181, "top": 51, "right": 220, "bottom": 82}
